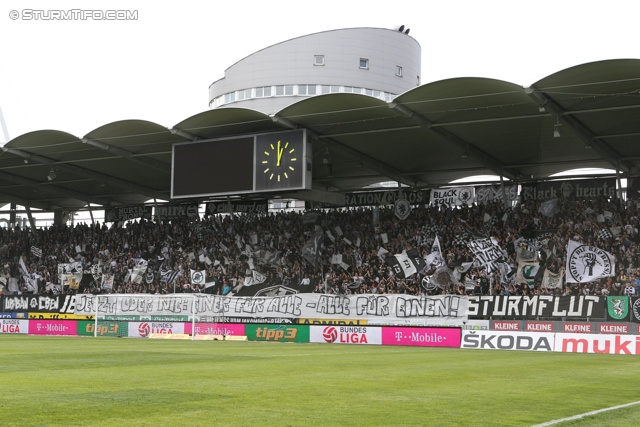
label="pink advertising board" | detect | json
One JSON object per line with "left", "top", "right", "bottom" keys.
{"left": 382, "top": 327, "right": 461, "bottom": 347}
{"left": 184, "top": 323, "right": 245, "bottom": 337}
{"left": 28, "top": 319, "right": 77, "bottom": 336}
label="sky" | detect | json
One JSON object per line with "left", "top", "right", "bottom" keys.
{"left": 0, "top": 0, "right": 638, "bottom": 143}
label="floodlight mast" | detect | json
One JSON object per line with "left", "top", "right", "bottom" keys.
{"left": 0, "top": 103, "right": 11, "bottom": 143}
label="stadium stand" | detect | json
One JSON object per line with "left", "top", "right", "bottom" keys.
{"left": 1, "top": 194, "right": 637, "bottom": 303}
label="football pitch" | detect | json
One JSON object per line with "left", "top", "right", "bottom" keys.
{"left": 1, "top": 335, "right": 640, "bottom": 427}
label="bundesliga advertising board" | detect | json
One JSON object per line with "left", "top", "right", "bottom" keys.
{"left": 0, "top": 319, "right": 28, "bottom": 334}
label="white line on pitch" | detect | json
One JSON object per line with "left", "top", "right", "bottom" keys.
{"left": 532, "top": 400, "right": 640, "bottom": 427}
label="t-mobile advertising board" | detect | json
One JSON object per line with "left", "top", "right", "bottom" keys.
{"left": 381, "top": 327, "right": 461, "bottom": 347}
{"left": 28, "top": 319, "right": 77, "bottom": 336}
{"left": 310, "top": 325, "right": 381, "bottom": 345}
{"left": 128, "top": 322, "right": 185, "bottom": 338}
{"left": 0, "top": 319, "right": 28, "bottom": 334}
{"left": 184, "top": 323, "right": 245, "bottom": 337}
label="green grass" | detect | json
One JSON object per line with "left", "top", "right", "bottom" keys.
{"left": 1, "top": 335, "right": 640, "bottom": 426}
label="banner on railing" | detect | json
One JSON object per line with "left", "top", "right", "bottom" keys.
{"left": 430, "top": 187, "right": 475, "bottom": 206}
{"left": 73, "top": 294, "right": 468, "bottom": 324}
{"left": 520, "top": 178, "right": 617, "bottom": 201}
{"left": 104, "top": 205, "right": 152, "bottom": 223}
{"left": 468, "top": 295, "right": 605, "bottom": 319}
{"left": 1, "top": 295, "right": 78, "bottom": 314}
{"left": 154, "top": 203, "right": 200, "bottom": 220}
{"left": 475, "top": 185, "right": 518, "bottom": 204}
{"left": 344, "top": 190, "right": 431, "bottom": 207}
{"left": 205, "top": 200, "right": 268, "bottom": 215}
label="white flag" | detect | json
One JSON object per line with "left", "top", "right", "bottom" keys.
{"left": 542, "top": 269, "right": 562, "bottom": 289}
{"left": 539, "top": 198, "right": 559, "bottom": 218}
{"left": 190, "top": 269, "right": 206, "bottom": 285}
{"left": 565, "top": 240, "right": 615, "bottom": 283}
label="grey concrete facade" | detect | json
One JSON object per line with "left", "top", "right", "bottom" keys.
{"left": 209, "top": 27, "right": 421, "bottom": 114}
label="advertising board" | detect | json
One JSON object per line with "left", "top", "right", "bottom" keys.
{"left": 184, "top": 323, "right": 245, "bottom": 337}
{"left": 310, "top": 325, "right": 381, "bottom": 345}
{"left": 77, "top": 321, "right": 127, "bottom": 337}
{"left": 381, "top": 327, "right": 461, "bottom": 347}
{"left": 461, "top": 330, "right": 554, "bottom": 352}
{"left": 128, "top": 322, "right": 185, "bottom": 338}
{"left": 0, "top": 319, "right": 28, "bottom": 334}
{"left": 245, "top": 324, "right": 309, "bottom": 342}
{"left": 28, "top": 319, "right": 77, "bottom": 336}
{"left": 556, "top": 333, "right": 640, "bottom": 354}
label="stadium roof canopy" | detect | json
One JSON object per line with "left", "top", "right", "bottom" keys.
{"left": 1, "top": 59, "right": 640, "bottom": 212}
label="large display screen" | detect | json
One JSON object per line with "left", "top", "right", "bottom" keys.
{"left": 171, "top": 130, "right": 310, "bottom": 199}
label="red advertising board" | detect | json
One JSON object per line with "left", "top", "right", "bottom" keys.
{"left": 563, "top": 323, "right": 592, "bottom": 333}
{"left": 525, "top": 322, "right": 554, "bottom": 332}
{"left": 598, "top": 323, "right": 629, "bottom": 334}
{"left": 557, "top": 333, "right": 640, "bottom": 354}
{"left": 493, "top": 321, "right": 520, "bottom": 331}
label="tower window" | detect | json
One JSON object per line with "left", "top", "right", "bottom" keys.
{"left": 396, "top": 66, "right": 403, "bottom": 77}
{"left": 359, "top": 58, "right": 369, "bottom": 69}
{"left": 314, "top": 55, "right": 325, "bottom": 66}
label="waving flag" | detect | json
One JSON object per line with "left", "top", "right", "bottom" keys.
{"left": 386, "top": 248, "right": 427, "bottom": 278}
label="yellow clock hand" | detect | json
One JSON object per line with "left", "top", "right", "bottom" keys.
{"left": 276, "top": 140, "right": 284, "bottom": 166}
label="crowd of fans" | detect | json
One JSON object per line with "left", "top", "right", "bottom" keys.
{"left": 1, "top": 194, "right": 639, "bottom": 299}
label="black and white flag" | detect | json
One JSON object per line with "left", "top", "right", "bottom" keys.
{"left": 467, "top": 238, "right": 506, "bottom": 273}
{"left": 425, "top": 235, "right": 445, "bottom": 267}
{"left": 385, "top": 248, "right": 427, "bottom": 279}
{"left": 598, "top": 228, "right": 613, "bottom": 240}
{"left": 31, "top": 246, "right": 42, "bottom": 258}
{"left": 160, "top": 267, "right": 181, "bottom": 284}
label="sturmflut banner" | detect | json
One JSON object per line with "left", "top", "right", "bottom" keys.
{"left": 73, "top": 294, "right": 469, "bottom": 325}
{"left": 467, "top": 295, "right": 605, "bottom": 319}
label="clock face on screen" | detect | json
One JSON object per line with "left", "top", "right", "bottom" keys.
{"left": 254, "top": 131, "right": 305, "bottom": 191}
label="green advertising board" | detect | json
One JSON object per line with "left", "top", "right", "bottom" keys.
{"left": 245, "top": 324, "right": 309, "bottom": 343}
{"left": 77, "top": 321, "right": 129, "bottom": 337}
